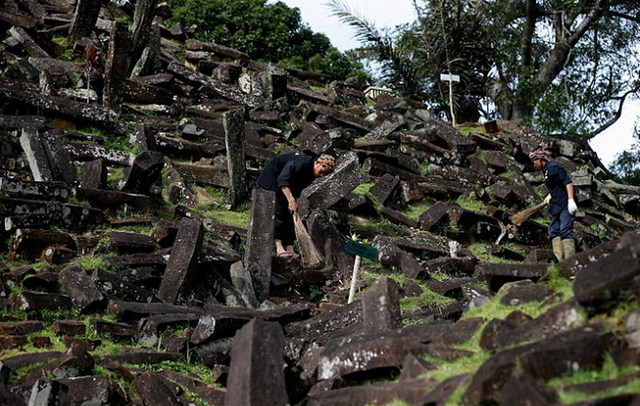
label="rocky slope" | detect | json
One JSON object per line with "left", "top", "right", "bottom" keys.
{"left": 1, "top": 0, "right": 640, "bottom": 405}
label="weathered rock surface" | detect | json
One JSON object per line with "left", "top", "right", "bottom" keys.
{"left": 0, "top": 2, "right": 639, "bottom": 404}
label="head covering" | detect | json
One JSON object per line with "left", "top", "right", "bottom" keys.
{"left": 528, "top": 148, "right": 549, "bottom": 162}
{"left": 316, "top": 153, "right": 336, "bottom": 172}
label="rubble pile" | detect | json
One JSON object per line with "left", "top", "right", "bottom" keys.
{"left": 1, "top": 0, "right": 640, "bottom": 404}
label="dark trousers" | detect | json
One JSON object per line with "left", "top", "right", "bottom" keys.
{"left": 548, "top": 208, "right": 574, "bottom": 239}
{"left": 274, "top": 191, "right": 295, "bottom": 246}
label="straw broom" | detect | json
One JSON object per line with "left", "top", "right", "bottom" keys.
{"left": 510, "top": 201, "right": 548, "bottom": 226}
{"left": 293, "top": 212, "right": 323, "bottom": 268}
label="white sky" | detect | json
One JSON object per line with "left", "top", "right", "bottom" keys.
{"left": 276, "top": 0, "right": 639, "bottom": 167}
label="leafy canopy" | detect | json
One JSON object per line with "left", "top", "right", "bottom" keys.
{"left": 166, "top": 0, "right": 365, "bottom": 79}
{"left": 331, "top": 0, "right": 640, "bottom": 137}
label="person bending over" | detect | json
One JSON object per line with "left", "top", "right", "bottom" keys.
{"left": 257, "top": 152, "right": 336, "bottom": 258}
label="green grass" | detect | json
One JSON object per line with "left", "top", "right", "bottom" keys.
{"left": 417, "top": 325, "right": 489, "bottom": 406}
{"left": 402, "top": 198, "right": 433, "bottom": 221}
{"left": 468, "top": 243, "right": 521, "bottom": 264}
{"left": 350, "top": 220, "right": 396, "bottom": 237}
{"left": 461, "top": 282, "right": 573, "bottom": 323}
{"left": 352, "top": 182, "right": 383, "bottom": 211}
{"left": 455, "top": 124, "right": 482, "bottom": 137}
{"left": 72, "top": 253, "right": 109, "bottom": 271}
{"left": 93, "top": 364, "right": 139, "bottom": 402}
{"left": 354, "top": 182, "right": 373, "bottom": 195}
{"left": 538, "top": 265, "right": 574, "bottom": 298}
{"left": 357, "top": 265, "right": 457, "bottom": 315}
{"left": 52, "top": 36, "right": 68, "bottom": 48}
{"left": 7, "top": 362, "right": 43, "bottom": 385}
{"left": 550, "top": 354, "right": 640, "bottom": 403}
{"left": 400, "top": 289, "right": 457, "bottom": 313}
{"left": 455, "top": 192, "right": 485, "bottom": 212}
{"left": 107, "top": 167, "right": 125, "bottom": 184}
{"left": 475, "top": 149, "right": 487, "bottom": 164}
{"left": 201, "top": 205, "right": 250, "bottom": 228}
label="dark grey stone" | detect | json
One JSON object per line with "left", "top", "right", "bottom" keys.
{"left": 157, "top": 218, "right": 205, "bottom": 303}
{"left": 226, "top": 319, "right": 288, "bottom": 406}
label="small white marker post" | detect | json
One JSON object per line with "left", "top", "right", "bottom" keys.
{"left": 347, "top": 254, "right": 361, "bottom": 304}
{"left": 440, "top": 73, "right": 460, "bottom": 127}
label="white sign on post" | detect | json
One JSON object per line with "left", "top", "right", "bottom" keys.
{"left": 440, "top": 73, "right": 460, "bottom": 82}
{"left": 440, "top": 72, "right": 460, "bottom": 126}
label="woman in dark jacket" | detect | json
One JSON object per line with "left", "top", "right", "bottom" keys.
{"left": 257, "top": 153, "right": 336, "bottom": 257}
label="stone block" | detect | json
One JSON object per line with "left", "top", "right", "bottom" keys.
{"left": 226, "top": 319, "right": 288, "bottom": 406}
{"left": 157, "top": 218, "right": 204, "bottom": 303}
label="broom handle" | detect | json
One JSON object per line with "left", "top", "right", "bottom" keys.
{"left": 347, "top": 255, "right": 362, "bottom": 304}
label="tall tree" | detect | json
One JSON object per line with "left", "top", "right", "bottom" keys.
{"left": 333, "top": 0, "right": 640, "bottom": 137}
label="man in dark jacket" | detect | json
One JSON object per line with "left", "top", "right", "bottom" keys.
{"left": 257, "top": 152, "right": 336, "bottom": 257}
{"left": 529, "top": 147, "right": 578, "bottom": 261}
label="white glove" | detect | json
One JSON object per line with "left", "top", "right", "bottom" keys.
{"left": 568, "top": 199, "right": 578, "bottom": 215}
{"left": 543, "top": 194, "right": 551, "bottom": 205}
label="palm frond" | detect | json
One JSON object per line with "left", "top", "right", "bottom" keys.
{"left": 326, "top": 0, "right": 385, "bottom": 47}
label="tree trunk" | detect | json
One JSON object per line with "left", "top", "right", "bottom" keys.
{"left": 510, "top": 102, "right": 533, "bottom": 123}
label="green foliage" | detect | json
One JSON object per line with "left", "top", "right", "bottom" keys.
{"left": 202, "top": 185, "right": 227, "bottom": 204}
{"left": 52, "top": 36, "right": 73, "bottom": 60}
{"left": 379, "top": 401, "right": 409, "bottom": 406}
{"left": 134, "top": 360, "right": 219, "bottom": 386}
{"left": 52, "top": 36, "right": 68, "bottom": 48}
{"left": 353, "top": 182, "right": 373, "bottom": 195}
{"left": 352, "top": 181, "right": 384, "bottom": 211}
{"left": 336, "top": 0, "right": 640, "bottom": 135}
{"left": 536, "top": 266, "right": 573, "bottom": 299}
{"left": 40, "top": 309, "right": 79, "bottom": 324}
{"left": 589, "top": 224, "right": 609, "bottom": 240}
{"left": 78, "top": 126, "right": 138, "bottom": 155}
{"left": 421, "top": 349, "right": 490, "bottom": 393}
{"left": 165, "top": 0, "right": 362, "bottom": 79}
{"left": 7, "top": 362, "right": 43, "bottom": 385}
{"left": 107, "top": 167, "right": 125, "bottom": 185}
{"left": 609, "top": 133, "right": 640, "bottom": 185}
{"left": 475, "top": 149, "right": 487, "bottom": 164}
{"left": 329, "top": 0, "right": 425, "bottom": 100}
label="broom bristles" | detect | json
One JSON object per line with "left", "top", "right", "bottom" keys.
{"left": 293, "top": 213, "right": 323, "bottom": 268}
{"left": 510, "top": 201, "right": 547, "bottom": 225}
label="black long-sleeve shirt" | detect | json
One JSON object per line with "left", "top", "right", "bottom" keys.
{"left": 544, "top": 160, "right": 572, "bottom": 215}
{"left": 257, "top": 153, "right": 315, "bottom": 198}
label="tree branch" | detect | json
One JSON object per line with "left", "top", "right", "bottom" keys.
{"left": 536, "top": 0, "right": 608, "bottom": 87}
{"left": 589, "top": 87, "right": 640, "bottom": 138}
{"left": 520, "top": 0, "right": 536, "bottom": 69}
{"left": 566, "top": 0, "right": 607, "bottom": 47}
{"left": 609, "top": 10, "right": 640, "bottom": 24}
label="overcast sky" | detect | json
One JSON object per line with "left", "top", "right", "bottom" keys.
{"left": 276, "top": 0, "right": 638, "bottom": 166}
